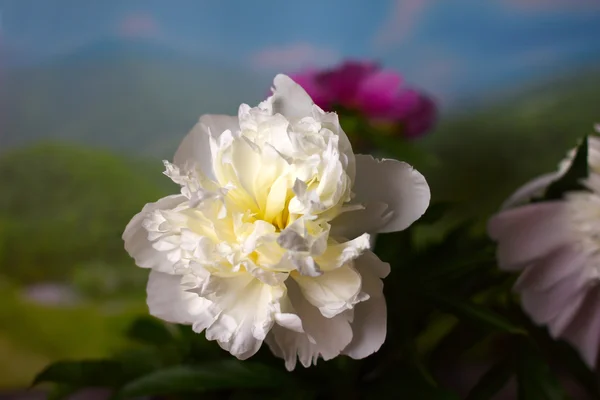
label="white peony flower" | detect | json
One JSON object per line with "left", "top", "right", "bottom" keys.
{"left": 488, "top": 130, "right": 600, "bottom": 367}
{"left": 123, "top": 74, "right": 430, "bottom": 370}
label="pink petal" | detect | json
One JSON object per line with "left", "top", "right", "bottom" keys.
{"left": 487, "top": 202, "right": 571, "bottom": 270}
{"left": 562, "top": 285, "right": 600, "bottom": 367}
{"left": 320, "top": 60, "right": 378, "bottom": 105}
{"left": 355, "top": 70, "right": 403, "bottom": 117}
{"left": 518, "top": 267, "right": 589, "bottom": 324}
{"left": 514, "top": 245, "right": 587, "bottom": 292}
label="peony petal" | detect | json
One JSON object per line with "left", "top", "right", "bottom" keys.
{"left": 123, "top": 195, "right": 187, "bottom": 274}
{"left": 173, "top": 114, "right": 240, "bottom": 180}
{"left": 501, "top": 172, "right": 561, "bottom": 210}
{"left": 487, "top": 202, "right": 571, "bottom": 270}
{"left": 201, "top": 274, "right": 285, "bottom": 360}
{"left": 517, "top": 268, "right": 589, "bottom": 325}
{"left": 266, "top": 280, "right": 353, "bottom": 371}
{"left": 271, "top": 74, "right": 315, "bottom": 121}
{"left": 547, "top": 289, "right": 587, "bottom": 338}
{"left": 562, "top": 285, "right": 600, "bottom": 367}
{"left": 514, "top": 245, "right": 587, "bottom": 292}
{"left": 343, "top": 251, "right": 390, "bottom": 359}
{"left": 146, "top": 270, "right": 212, "bottom": 325}
{"left": 351, "top": 155, "right": 430, "bottom": 233}
{"left": 330, "top": 202, "right": 392, "bottom": 240}
{"left": 293, "top": 264, "right": 367, "bottom": 318}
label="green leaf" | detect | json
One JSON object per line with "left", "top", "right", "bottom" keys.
{"left": 543, "top": 135, "right": 589, "bottom": 200}
{"left": 466, "top": 359, "right": 513, "bottom": 400}
{"left": 516, "top": 342, "right": 568, "bottom": 400}
{"left": 33, "top": 360, "right": 124, "bottom": 387}
{"left": 46, "top": 384, "right": 80, "bottom": 400}
{"left": 126, "top": 315, "right": 175, "bottom": 346}
{"left": 113, "top": 361, "right": 295, "bottom": 399}
{"left": 427, "top": 293, "right": 526, "bottom": 335}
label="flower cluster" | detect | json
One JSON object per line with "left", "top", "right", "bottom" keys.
{"left": 291, "top": 61, "right": 436, "bottom": 139}
{"left": 489, "top": 127, "right": 600, "bottom": 367}
{"left": 123, "top": 74, "right": 430, "bottom": 370}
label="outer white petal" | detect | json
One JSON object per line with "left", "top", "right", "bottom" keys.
{"left": 330, "top": 202, "right": 392, "bottom": 240}
{"left": 265, "top": 280, "right": 353, "bottom": 371}
{"left": 343, "top": 251, "right": 390, "bottom": 359}
{"left": 146, "top": 270, "right": 211, "bottom": 325}
{"left": 123, "top": 195, "right": 187, "bottom": 274}
{"left": 173, "top": 114, "right": 240, "bottom": 180}
{"left": 487, "top": 202, "right": 571, "bottom": 270}
{"left": 271, "top": 74, "right": 317, "bottom": 122}
{"left": 350, "top": 155, "right": 430, "bottom": 234}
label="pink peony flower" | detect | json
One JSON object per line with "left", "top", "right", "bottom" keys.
{"left": 488, "top": 131, "right": 600, "bottom": 368}
{"left": 290, "top": 61, "right": 436, "bottom": 139}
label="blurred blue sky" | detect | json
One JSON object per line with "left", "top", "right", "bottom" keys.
{"left": 1, "top": 0, "right": 599, "bottom": 105}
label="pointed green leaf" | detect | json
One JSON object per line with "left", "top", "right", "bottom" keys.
{"left": 466, "top": 359, "right": 513, "bottom": 400}
{"left": 33, "top": 360, "right": 124, "bottom": 387}
{"left": 46, "top": 384, "right": 80, "bottom": 400}
{"left": 427, "top": 293, "right": 526, "bottom": 335}
{"left": 113, "top": 361, "right": 295, "bottom": 399}
{"left": 543, "top": 135, "right": 589, "bottom": 200}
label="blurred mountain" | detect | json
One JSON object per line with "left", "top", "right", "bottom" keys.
{"left": 0, "top": 142, "right": 173, "bottom": 287}
{"left": 2, "top": 38, "right": 268, "bottom": 158}
{"left": 421, "top": 67, "right": 600, "bottom": 224}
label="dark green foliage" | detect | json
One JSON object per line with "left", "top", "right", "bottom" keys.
{"left": 543, "top": 134, "right": 589, "bottom": 200}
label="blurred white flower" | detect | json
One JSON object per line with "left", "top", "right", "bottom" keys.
{"left": 123, "top": 74, "right": 430, "bottom": 370}
{"left": 489, "top": 128, "right": 600, "bottom": 367}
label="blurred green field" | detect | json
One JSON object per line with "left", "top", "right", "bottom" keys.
{"left": 0, "top": 66, "right": 598, "bottom": 388}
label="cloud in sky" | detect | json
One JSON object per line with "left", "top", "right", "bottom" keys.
{"left": 249, "top": 42, "right": 341, "bottom": 72}
{"left": 504, "top": 0, "right": 600, "bottom": 11}
{"left": 373, "top": 0, "right": 430, "bottom": 50}
{"left": 117, "top": 12, "right": 160, "bottom": 38}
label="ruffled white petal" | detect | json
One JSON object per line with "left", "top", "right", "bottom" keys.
{"left": 342, "top": 251, "right": 390, "bottom": 359}
{"left": 265, "top": 280, "right": 353, "bottom": 371}
{"left": 197, "top": 273, "right": 286, "bottom": 360}
{"left": 123, "top": 195, "right": 187, "bottom": 274}
{"left": 349, "top": 155, "right": 430, "bottom": 234}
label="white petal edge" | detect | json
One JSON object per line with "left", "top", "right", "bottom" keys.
{"left": 342, "top": 251, "right": 390, "bottom": 359}
{"left": 351, "top": 155, "right": 430, "bottom": 233}
{"left": 146, "top": 270, "right": 211, "bottom": 325}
